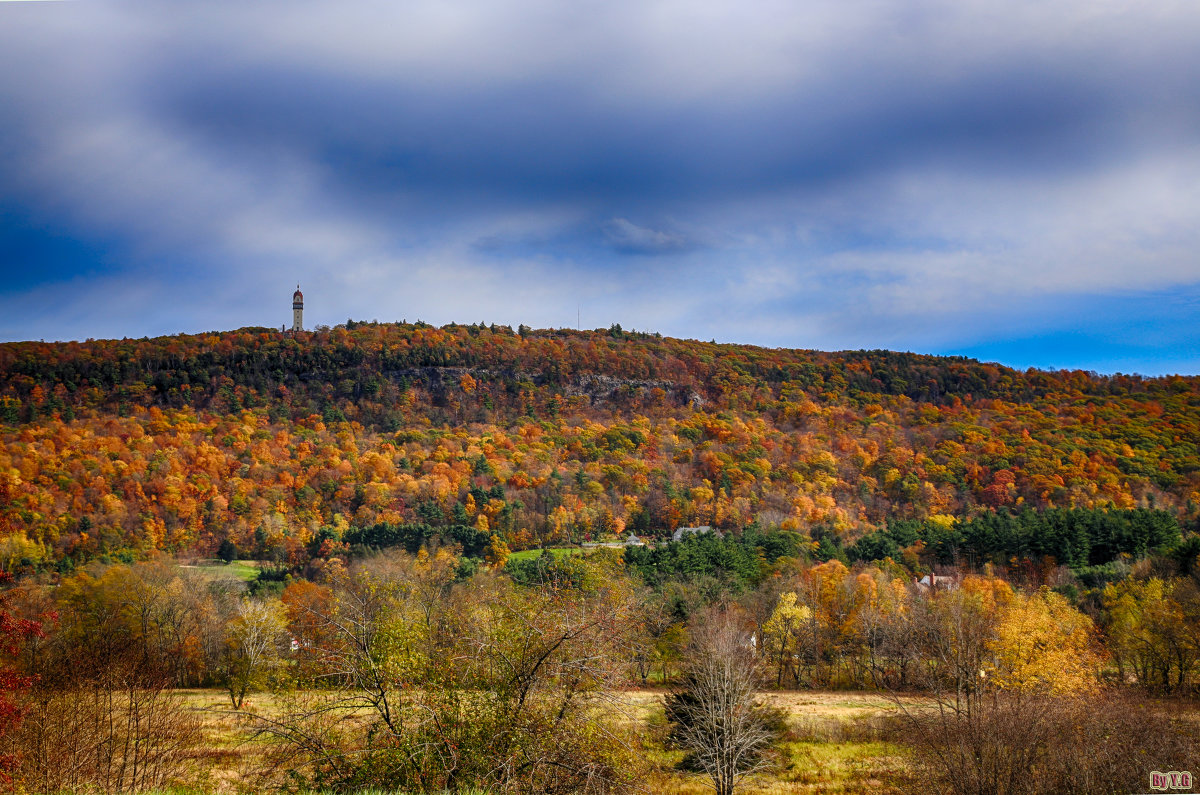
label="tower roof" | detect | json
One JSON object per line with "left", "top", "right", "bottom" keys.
{"left": 293, "top": 285, "right": 303, "bottom": 301}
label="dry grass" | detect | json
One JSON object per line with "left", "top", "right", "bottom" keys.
{"left": 97, "top": 687, "right": 1200, "bottom": 794}
{"left": 173, "top": 688, "right": 917, "bottom": 794}
{"left": 625, "top": 689, "right": 916, "bottom": 794}
{"left": 176, "top": 688, "right": 285, "bottom": 792}
{"left": 639, "top": 740, "right": 910, "bottom": 795}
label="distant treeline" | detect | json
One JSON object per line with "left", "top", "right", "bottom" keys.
{"left": 503, "top": 527, "right": 805, "bottom": 591}
{"left": 2, "top": 322, "right": 1193, "bottom": 426}
{"left": 623, "top": 527, "right": 805, "bottom": 588}
{"left": 336, "top": 509, "right": 1189, "bottom": 590}
{"left": 849, "top": 508, "right": 1185, "bottom": 568}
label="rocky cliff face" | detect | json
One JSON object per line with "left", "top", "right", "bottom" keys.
{"left": 377, "top": 366, "right": 693, "bottom": 407}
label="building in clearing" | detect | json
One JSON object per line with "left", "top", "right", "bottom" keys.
{"left": 914, "top": 572, "right": 959, "bottom": 593}
{"left": 292, "top": 286, "right": 304, "bottom": 332}
{"left": 672, "top": 525, "right": 714, "bottom": 543}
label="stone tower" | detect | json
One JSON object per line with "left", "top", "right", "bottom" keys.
{"left": 292, "top": 285, "right": 304, "bottom": 332}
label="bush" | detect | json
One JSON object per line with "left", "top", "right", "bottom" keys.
{"left": 897, "top": 690, "right": 1200, "bottom": 795}
{"left": 251, "top": 556, "right": 645, "bottom": 794}
{"left": 6, "top": 666, "right": 202, "bottom": 793}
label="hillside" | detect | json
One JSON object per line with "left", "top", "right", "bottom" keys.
{"left": 0, "top": 321, "right": 1197, "bottom": 568}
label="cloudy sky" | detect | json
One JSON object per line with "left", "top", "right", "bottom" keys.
{"left": 1, "top": 0, "right": 1198, "bottom": 375}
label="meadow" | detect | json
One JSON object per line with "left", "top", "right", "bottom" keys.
{"left": 172, "top": 689, "right": 915, "bottom": 795}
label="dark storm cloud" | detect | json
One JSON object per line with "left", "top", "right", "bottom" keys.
{"left": 0, "top": 0, "right": 1198, "bottom": 373}
{"left": 153, "top": 45, "right": 1172, "bottom": 210}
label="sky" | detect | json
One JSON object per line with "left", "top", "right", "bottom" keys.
{"left": 1, "top": 0, "right": 1199, "bottom": 376}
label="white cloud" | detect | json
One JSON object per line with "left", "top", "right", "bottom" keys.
{"left": 0, "top": 0, "right": 1198, "bottom": 372}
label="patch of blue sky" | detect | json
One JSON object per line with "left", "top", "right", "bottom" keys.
{"left": 941, "top": 286, "right": 1200, "bottom": 376}
{"left": 0, "top": 207, "right": 119, "bottom": 291}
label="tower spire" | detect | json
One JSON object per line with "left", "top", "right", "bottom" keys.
{"left": 292, "top": 285, "right": 304, "bottom": 332}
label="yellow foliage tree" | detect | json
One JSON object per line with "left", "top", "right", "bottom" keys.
{"left": 762, "top": 592, "right": 812, "bottom": 687}
{"left": 486, "top": 534, "right": 511, "bottom": 568}
{"left": 988, "top": 588, "right": 1102, "bottom": 696}
{"left": 1102, "top": 577, "right": 1200, "bottom": 692}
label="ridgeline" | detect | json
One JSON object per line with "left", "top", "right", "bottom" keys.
{"left": 1, "top": 321, "right": 1196, "bottom": 568}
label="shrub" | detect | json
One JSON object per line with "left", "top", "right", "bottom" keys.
{"left": 897, "top": 690, "right": 1200, "bottom": 795}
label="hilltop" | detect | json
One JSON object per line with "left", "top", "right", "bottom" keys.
{"left": 0, "top": 322, "right": 1197, "bottom": 568}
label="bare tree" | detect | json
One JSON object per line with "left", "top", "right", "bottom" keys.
{"left": 220, "top": 598, "right": 287, "bottom": 709}
{"left": 665, "top": 607, "right": 778, "bottom": 795}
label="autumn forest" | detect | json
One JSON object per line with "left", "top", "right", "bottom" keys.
{"left": 0, "top": 321, "right": 1198, "bottom": 794}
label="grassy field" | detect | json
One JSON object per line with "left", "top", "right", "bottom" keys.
{"left": 506, "top": 546, "right": 584, "bottom": 562}
{"left": 179, "top": 559, "right": 261, "bottom": 583}
{"left": 175, "top": 688, "right": 915, "bottom": 794}
{"left": 627, "top": 690, "right": 914, "bottom": 794}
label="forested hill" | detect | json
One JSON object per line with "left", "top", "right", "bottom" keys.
{"left": 0, "top": 321, "right": 1197, "bottom": 568}
{"left": 1, "top": 322, "right": 1189, "bottom": 418}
